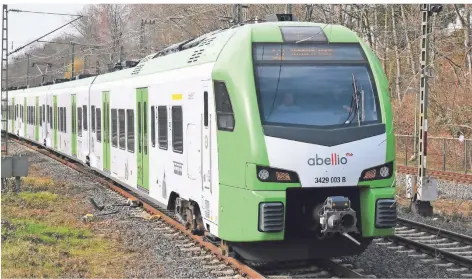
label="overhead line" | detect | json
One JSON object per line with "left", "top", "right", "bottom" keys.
{"left": 8, "top": 9, "right": 81, "bottom": 17}
{"left": 8, "top": 15, "right": 83, "bottom": 55}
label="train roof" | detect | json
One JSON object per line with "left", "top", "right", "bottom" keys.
{"left": 4, "top": 21, "right": 359, "bottom": 96}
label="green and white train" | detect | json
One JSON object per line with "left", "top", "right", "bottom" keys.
{"left": 4, "top": 16, "right": 397, "bottom": 261}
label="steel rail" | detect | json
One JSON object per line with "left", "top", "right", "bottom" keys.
{"left": 397, "top": 217, "right": 472, "bottom": 246}
{"left": 390, "top": 218, "right": 472, "bottom": 269}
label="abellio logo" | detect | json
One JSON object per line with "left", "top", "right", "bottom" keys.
{"left": 307, "top": 153, "right": 353, "bottom": 166}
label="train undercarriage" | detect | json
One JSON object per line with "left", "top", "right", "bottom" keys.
{"left": 171, "top": 186, "right": 379, "bottom": 262}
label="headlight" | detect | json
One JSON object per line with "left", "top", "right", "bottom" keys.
{"left": 256, "top": 165, "right": 300, "bottom": 183}
{"left": 359, "top": 161, "right": 394, "bottom": 181}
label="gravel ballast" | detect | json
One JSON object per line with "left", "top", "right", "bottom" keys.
{"left": 342, "top": 174, "right": 472, "bottom": 278}
{"left": 4, "top": 141, "right": 220, "bottom": 278}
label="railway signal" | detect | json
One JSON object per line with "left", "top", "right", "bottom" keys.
{"left": 406, "top": 4, "right": 443, "bottom": 217}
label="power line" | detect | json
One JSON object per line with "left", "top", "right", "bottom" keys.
{"left": 8, "top": 9, "right": 81, "bottom": 17}
{"left": 8, "top": 15, "right": 82, "bottom": 55}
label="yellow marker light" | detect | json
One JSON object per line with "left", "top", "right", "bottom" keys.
{"left": 275, "top": 171, "right": 291, "bottom": 181}
{"left": 172, "top": 93, "right": 183, "bottom": 100}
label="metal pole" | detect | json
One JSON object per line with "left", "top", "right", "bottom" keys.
{"left": 71, "top": 42, "right": 75, "bottom": 79}
{"left": 140, "top": 19, "right": 144, "bottom": 51}
{"left": 1, "top": 4, "right": 9, "bottom": 155}
{"left": 26, "top": 53, "right": 30, "bottom": 87}
{"left": 414, "top": 4, "right": 442, "bottom": 216}
{"left": 83, "top": 54, "right": 87, "bottom": 74}
{"left": 286, "top": 4, "right": 292, "bottom": 14}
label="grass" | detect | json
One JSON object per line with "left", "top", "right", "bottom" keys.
{"left": 1, "top": 174, "right": 136, "bottom": 278}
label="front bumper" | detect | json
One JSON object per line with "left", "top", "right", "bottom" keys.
{"left": 218, "top": 184, "right": 396, "bottom": 241}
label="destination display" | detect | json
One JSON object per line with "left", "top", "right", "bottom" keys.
{"left": 253, "top": 44, "right": 366, "bottom": 62}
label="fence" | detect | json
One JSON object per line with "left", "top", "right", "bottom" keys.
{"left": 395, "top": 135, "right": 472, "bottom": 174}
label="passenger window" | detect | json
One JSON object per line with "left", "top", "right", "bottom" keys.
{"left": 78, "top": 107, "right": 82, "bottom": 136}
{"left": 59, "top": 108, "right": 62, "bottom": 131}
{"left": 42, "top": 105, "right": 45, "bottom": 122}
{"left": 172, "top": 106, "right": 183, "bottom": 153}
{"left": 137, "top": 103, "right": 142, "bottom": 153}
{"left": 151, "top": 106, "right": 156, "bottom": 147}
{"left": 63, "top": 107, "right": 67, "bottom": 133}
{"left": 158, "top": 106, "right": 167, "bottom": 149}
{"left": 91, "top": 105, "right": 96, "bottom": 132}
{"left": 49, "top": 107, "right": 52, "bottom": 129}
{"left": 214, "top": 81, "right": 235, "bottom": 131}
{"left": 143, "top": 102, "right": 148, "bottom": 154}
{"left": 118, "top": 109, "right": 126, "bottom": 149}
{"left": 83, "top": 105, "right": 88, "bottom": 131}
{"left": 127, "top": 109, "right": 134, "bottom": 152}
{"left": 96, "top": 108, "right": 101, "bottom": 142}
{"left": 39, "top": 106, "right": 42, "bottom": 126}
{"left": 204, "top": 91, "right": 208, "bottom": 127}
{"left": 111, "top": 109, "right": 117, "bottom": 147}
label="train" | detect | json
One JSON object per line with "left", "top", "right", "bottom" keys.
{"left": 3, "top": 15, "right": 397, "bottom": 262}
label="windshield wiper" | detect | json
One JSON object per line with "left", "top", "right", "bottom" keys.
{"left": 343, "top": 73, "right": 362, "bottom": 126}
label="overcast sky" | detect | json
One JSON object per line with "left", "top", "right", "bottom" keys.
{"left": 9, "top": 4, "right": 86, "bottom": 56}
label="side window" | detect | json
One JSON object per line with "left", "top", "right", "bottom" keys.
{"left": 49, "top": 107, "right": 52, "bottom": 129}
{"left": 91, "top": 105, "right": 96, "bottom": 132}
{"left": 39, "top": 106, "right": 42, "bottom": 126}
{"left": 78, "top": 107, "right": 82, "bottom": 136}
{"left": 171, "top": 106, "right": 183, "bottom": 153}
{"left": 151, "top": 106, "right": 156, "bottom": 147}
{"left": 42, "top": 104, "right": 45, "bottom": 122}
{"left": 118, "top": 109, "right": 126, "bottom": 149}
{"left": 111, "top": 109, "right": 117, "bottom": 147}
{"left": 204, "top": 91, "right": 208, "bottom": 127}
{"left": 137, "top": 103, "right": 142, "bottom": 153}
{"left": 62, "top": 107, "right": 65, "bottom": 132}
{"left": 127, "top": 109, "right": 134, "bottom": 152}
{"left": 214, "top": 81, "right": 235, "bottom": 131}
{"left": 63, "top": 107, "right": 67, "bottom": 133}
{"left": 83, "top": 105, "right": 88, "bottom": 131}
{"left": 59, "top": 107, "right": 63, "bottom": 131}
{"left": 158, "top": 106, "right": 167, "bottom": 149}
{"left": 47, "top": 105, "right": 49, "bottom": 124}
{"left": 96, "top": 108, "right": 101, "bottom": 142}
{"left": 143, "top": 102, "right": 148, "bottom": 154}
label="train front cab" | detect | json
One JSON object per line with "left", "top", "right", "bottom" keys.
{"left": 213, "top": 24, "right": 397, "bottom": 261}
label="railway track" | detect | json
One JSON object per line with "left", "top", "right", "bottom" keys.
{"left": 374, "top": 217, "right": 472, "bottom": 277}
{"left": 397, "top": 165, "right": 472, "bottom": 184}
{"left": 8, "top": 137, "right": 371, "bottom": 279}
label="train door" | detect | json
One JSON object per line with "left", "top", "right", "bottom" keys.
{"left": 201, "top": 85, "right": 214, "bottom": 224}
{"left": 35, "top": 96, "right": 39, "bottom": 142}
{"left": 41, "top": 103, "right": 46, "bottom": 144}
{"left": 47, "top": 96, "right": 52, "bottom": 147}
{"left": 71, "top": 94, "right": 77, "bottom": 157}
{"left": 53, "top": 95, "right": 58, "bottom": 149}
{"left": 136, "top": 88, "right": 149, "bottom": 193}
{"left": 102, "top": 91, "right": 111, "bottom": 172}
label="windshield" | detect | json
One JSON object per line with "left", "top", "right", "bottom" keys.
{"left": 253, "top": 43, "right": 381, "bottom": 129}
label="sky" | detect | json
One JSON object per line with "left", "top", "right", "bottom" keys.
{"left": 8, "top": 4, "right": 86, "bottom": 56}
